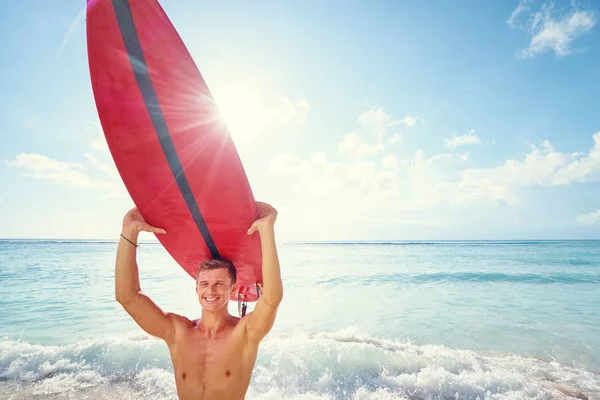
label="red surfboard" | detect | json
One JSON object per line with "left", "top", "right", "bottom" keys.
{"left": 86, "top": 0, "right": 262, "bottom": 302}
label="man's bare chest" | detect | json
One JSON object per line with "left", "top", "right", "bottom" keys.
{"left": 170, "top": 330, "right": 248, "bottom": 385}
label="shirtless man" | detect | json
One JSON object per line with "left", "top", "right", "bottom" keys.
{"left": 115, "top": 201, "right": 282, "bottom": 400}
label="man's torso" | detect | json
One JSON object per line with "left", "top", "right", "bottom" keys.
{"left": 166, "top": 316, "right": 259, "bottom": 400}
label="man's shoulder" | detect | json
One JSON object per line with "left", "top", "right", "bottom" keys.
{"left": 167, "top": 312, "right": 196, "bottom": 328}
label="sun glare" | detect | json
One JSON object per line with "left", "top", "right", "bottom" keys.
{"left": 212, "top": 86, "right": 269, "bottom": 144}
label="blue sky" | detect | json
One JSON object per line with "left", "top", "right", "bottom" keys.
{"left": 1, "top": 0, "right": 599, "bottom": 240}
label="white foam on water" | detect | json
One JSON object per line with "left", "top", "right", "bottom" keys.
{"left": 1, "top": 331, "right": 598, "bottom": 399}
{"left": 248, "top": 330, "right": 599, "bottom": 399}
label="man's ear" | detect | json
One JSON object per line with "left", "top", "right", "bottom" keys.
{"left": 231, "top": 282, "right": 239, "bottom": 295}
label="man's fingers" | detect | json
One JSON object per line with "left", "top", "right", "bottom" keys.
{"left": 139, "top": 222, "right": 166, "bottom": 234}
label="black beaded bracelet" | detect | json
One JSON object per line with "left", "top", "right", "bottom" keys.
{"left": 120, "top": 233, "right": 139, "bottom": 248}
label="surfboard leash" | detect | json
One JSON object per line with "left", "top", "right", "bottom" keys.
{"left": 238, "top": 283, "right": 262, "bottom": 317}
{"left": 238, "top": 293, "right": 248, "bottom": 317}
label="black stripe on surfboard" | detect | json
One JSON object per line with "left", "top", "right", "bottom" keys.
{"left": 111, "top": 0, "right": 221, "bottom": 260}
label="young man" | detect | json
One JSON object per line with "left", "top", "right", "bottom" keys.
{"left": 115, "top": 201, "right": 282, "bottom": 400}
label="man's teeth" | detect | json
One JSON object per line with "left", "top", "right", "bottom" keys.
{"left": 205, "top": 297, "right": 218, "bottom": 301}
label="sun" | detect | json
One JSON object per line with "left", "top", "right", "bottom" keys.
{"left": 212, "top": 86, "right": 270, "bottom": 144}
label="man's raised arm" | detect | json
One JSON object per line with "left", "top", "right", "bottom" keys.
{"left": 115, "top": 208, "right": 174, "bottom": 341}
{"left": 245, "top": 202, "right": 283, "bottom": 342}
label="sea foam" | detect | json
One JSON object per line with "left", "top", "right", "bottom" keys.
{"left": 1, "top": 331, "right": 598, "bottom": 399}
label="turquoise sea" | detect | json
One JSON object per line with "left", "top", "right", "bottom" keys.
{"left": 1, "top": 239, "right": 599, "bottom": 399}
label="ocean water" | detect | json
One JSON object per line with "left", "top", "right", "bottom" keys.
{"left": 1, "top": 239, "right": 599, "bottom": 399}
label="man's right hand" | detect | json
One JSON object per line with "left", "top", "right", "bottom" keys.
{"left": 122, "top": 207, "right": 167, "bottom": 235}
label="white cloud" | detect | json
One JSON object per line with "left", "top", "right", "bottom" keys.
{"left": 7, "top": 154, "right": 93, "bottom": 187}
{"left": 271, "top": 122, "right": 600, "bottom": 214}
{"left": 357, "top": 108, "right": 402, "bottom": 136}
{"left": 310, "top": 152, "right": 328, "bottom": 165}
{"left": 276, "top": 96, "right": 311, "bottom": 125}
{"left": 270, "top": 154, "right": 311, "bottom": 176}
{"left": 7, "top": 122, "right": 124, "bottom": 197}
{"left": 338, "top": 132, "right": 384, "bottom": 159}
{"left": 381, "top": 155, "right": 398, "bottom": 171}
{"left": 459, "top": 133, "right": 600, "bottom": 204}
{"left": 89, "top": 138, "right": 110, "bottom": 154}
{"left": 508, "top": 1, "right": 597, "bottom": 57}
{"left": 266, "top": 95, "right": 600, "bottom": 234}
{"left": 402, "top": 114, "right": 419, "bottom": 127}
{"left": 388, "top": 133, "right": 402, "bottom": 145}
{"left": 525, "top": 10, "right": 596, "bottom": 57}
{"left": 338, "top": 108, "right": 404, "bottom": 159}
{"left": 577, "top": 209, "right": 600, "bottom": 225}
{"left": 507, "top": 0, "right": 532, "bottom": 27}
{"left": 272, "top": 146, "right": 476, "bottom": 218}
{"left": 445, "top": 129, "right": 481, "bottom": 150}
{"left": 401, "top": 150, "right": 477, "bottom": 207}
{"left": 7, "top": 152, "right": 123, "bottom": 197}
{"left": 86, "top": 121, "right": 111, "bottom": 154}
{"left": 271, "top": 151, "right": 396, "bottom": 203}
{"left": 270, "top": 109, "right": 493, "bottom": 213}
{"left": 84, "top": 153, "right": 120, "bottom": 179}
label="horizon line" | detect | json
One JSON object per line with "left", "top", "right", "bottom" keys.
{"left": 1, "top": 238, "right": 599, "bottom": 242}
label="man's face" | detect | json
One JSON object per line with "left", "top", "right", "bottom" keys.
{"left": 196, "top": 268, "right": 235, "bottom": 310}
